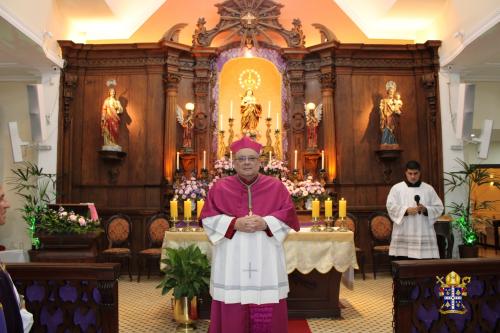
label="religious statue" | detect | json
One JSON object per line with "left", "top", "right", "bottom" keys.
{"left": 304, "top": 102, "right": 323, "bottom": 150}
{"left": 176, "top": 104, "right": 194, "bottom": 151}
{"left": 379, "top": 81, "right": 403, "bottom": 145}
{"left": 192, "top": 17, "right": 208, "bottom": 46}
{"left": 101, "top": 80, "right": 123, "bottom": 151}
{"left": 240, "top": 89, "right": 262, "bottom": 137}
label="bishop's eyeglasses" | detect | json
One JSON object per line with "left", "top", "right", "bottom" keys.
{"left": 234, "top": 156, "right": 259, "bottom": 163}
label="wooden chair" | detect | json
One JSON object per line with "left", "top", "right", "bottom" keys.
{"left": 137, "top": 213, "right": 170, "bottom": 282}
{"left": 101, "top": 214, "right": 133, "bottom": 281}
{"left": 368, "top": 212, "right": 393, "bottom": 279}
{"left": 334, "top": 213, "right": 366, "bottom": 280}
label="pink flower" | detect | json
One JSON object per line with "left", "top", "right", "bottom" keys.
{"left": 69, "top": 214, "right": 77, "bottom": 222}
{"left": 78, "top": 217, "right": 87, "bottom": 226}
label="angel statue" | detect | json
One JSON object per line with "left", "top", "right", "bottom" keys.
{"left": 304, "top": 102, "right": 323, "bottom": 150}
{"left": 101, "top": 79, "right": 123, "bottom": 151}
{"left": 176, "top": 103, "right": 194, "bottom": 151}
{"left": 379, "top": 81, "right": 403, "bottom": 145}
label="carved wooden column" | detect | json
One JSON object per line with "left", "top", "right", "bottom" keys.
{"left": 422, "top": 71, "right": 443, "bottom": 197}
{"left": 284, "top": 50, "right": 307, "bottom": 176}
{"left": 192, "top": 49, "right": 215, "bottom": 176}
{"left": 163, "top": 73, "right": 181, "bottom": 182}
{"left": 58, "top": 72, "right": 78, "bottom": 201}
{"left": 320, "top": 70, "right": 336, "bottom": 182}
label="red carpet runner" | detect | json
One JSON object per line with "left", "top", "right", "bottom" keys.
{"left": 288, "top": 319, "right": 312, "bottom": 333}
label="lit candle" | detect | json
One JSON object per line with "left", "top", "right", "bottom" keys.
{"left": 170, "top": 200, "right": 178, "bottom": 219}
{"left": 321, "top": 150, "right": 325, "bottom": 170}
{"left": 267, "top": 101, "right": 271, "bottom": 118}
{"left": 276, "top": 113, "right": 279, "bottom": 130}
{"left": 197, "top": 199, "right": 204, "bottom": 219}
{"left": 203, "top": 150, "right": 206, "bottom": 169}
{"left": 294, "top": 150, "right": 298, "bottom": 170}
{"left": 229, "top": 151, "right": 233, "bottom": 168}
{"left": 176, "top": 152, "right": 180, "bottom": 170}
{"left": 312, "top": 199, "right": 320, "bottom": 219}
{"left": 325, "top": 198, "right": 332, "bottom": 218}
{"left": 230, "top": 100, "right": 233, "bottom": 119}
{"left": 184, "top": 200, "right": 192, "bottom": 220}
{"left": 339, "top": 198, "right": 347, "bottom": 218}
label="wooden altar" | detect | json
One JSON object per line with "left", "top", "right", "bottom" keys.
{"left": 160, "top": 229, "right": 357, "bottom": 318}
{"left": 55, "top": 0, "right": 443, "bottom": 275}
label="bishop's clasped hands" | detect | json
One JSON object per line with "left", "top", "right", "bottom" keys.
{"left": 235, "top": 214, "right": 268, "bottom": 233}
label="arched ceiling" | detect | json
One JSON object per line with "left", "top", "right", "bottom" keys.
{"left": 58, "top": 0, "right": 447, "bottom": 45}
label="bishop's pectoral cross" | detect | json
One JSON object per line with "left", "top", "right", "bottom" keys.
{"left": 243, "top": 262, "right": 258, "bottom": 279}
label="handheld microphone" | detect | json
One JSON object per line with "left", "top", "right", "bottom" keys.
{"left": 414, "top": 195, "right": 421, "bottom": 214}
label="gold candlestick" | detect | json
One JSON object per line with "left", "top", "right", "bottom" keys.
{"left": 324, "top": 217, "right": 333, "bottom": 232}
{"left": 182, "top": 219, "right": 194, "bottom": 232}
{"left": 169, "top": 218, "right": 179, "bottom": 232}
{"left": 338, "top": 216, "right": 348, "bottom": 232}
{"left": 218, "top": 130, "right": 226, "bottom": 160}
{"left": 274, "top": 129, "right": 282, "bottom": 160}
{"left": 227, "top": 118, "right": 234, "bottom": 149}
{"left": 265, "top": 117, "right": 273, "bottom": 148}
{"left": 310, "top": 217, "right": 321, "bottom": 232}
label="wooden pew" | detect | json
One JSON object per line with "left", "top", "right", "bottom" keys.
{"left": 7, "top": 262, "right": 120, "bottom": 333}
{"left": 392, "top": 258, "right": 500, "bottom": 333}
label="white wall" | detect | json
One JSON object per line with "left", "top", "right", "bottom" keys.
{"left": 0, "top": 73, "right": 59, "bottom": 250}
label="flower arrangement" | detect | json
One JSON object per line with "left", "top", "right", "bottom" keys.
{"left": 213, "top": 158, "right": 235, "bottom": 177}
{"left": 294, "top": 176, "right": 326, "bottom": 200}
{"left": 37, "top": 207, "right": 102, "bottom": 235}
{"left": 262, "top": 158, "right": 289, "bottom": 178}
{"left": 174, "top": 177, "right": 208, "bottom": 201}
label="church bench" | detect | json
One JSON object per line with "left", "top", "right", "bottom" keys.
{"left": 6, "top": 262, "right": 120, "bottom": 333}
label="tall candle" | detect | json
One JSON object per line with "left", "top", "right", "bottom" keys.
{"left": 276, "top": 113, "right": 279, "bottom": 130}
{"left": 294, "top": 150, "right": 298, "bottom": 170}
{"left": 176, "top": 152, "right": 180, "bottom": 170}
{"left": 170, "top": 200, "right": 178, "bottom": 219}
{"left": 197, "top": 199, "right": 204, "bottom": 219}
{"left": 339, "top": 198, "right": 347, "bottom": 218}
{"left": 230, "top": 100, "right": 233, "bottom": 119}
{"left": 220, "top": 114, "right": 223, "bottom": 131}
{"left": 203, "top": 150, "right": 206, "bottom": 169}
{"left": 312, "top": 199, "right": 320, "bottom": 218}
{"left": 269, "top": 151, "right": 272, "bottom": 164}
{"left": 184, "top": 200, "right": 192, "bottom": 220}
{"left": 321, "top": 150, "right": 325, "bottom": 170}
{"left": 267, "top": 101, "right": 271, "bottom": 118}
{"left": 229, "top": 151, "right": 233, "bottom": 168}
{"left": 325, "top": 198, "right": 332, "bottom": 218}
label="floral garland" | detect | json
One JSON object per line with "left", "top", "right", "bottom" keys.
{"left": 37, "top": 207, "right": 102, "bottom": 235}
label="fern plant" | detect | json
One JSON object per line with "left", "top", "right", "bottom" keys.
{"left": 444, "top": 159, "right": 500, "bottom": 246}
{"left": 157, "top": 244, "right": 211, "bottom": 300}
{"left": 8, "top": 162, "right": 56, "bottom": 248}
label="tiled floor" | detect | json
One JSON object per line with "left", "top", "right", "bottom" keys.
{"left": 119, "top": 247, "right": 500, "bottom": 333}
{"left": 119, "top": 273, "right": 393, "bottom": 333}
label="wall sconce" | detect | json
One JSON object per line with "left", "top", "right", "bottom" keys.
{"left": 185, "top": 102, "right": 195, "bottom": 111}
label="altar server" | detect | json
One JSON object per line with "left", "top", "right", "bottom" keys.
{"left": 387, "top": 161, "right": 444, "bottom": 259}
{"left": 201, "top": 136, "right": 299, "bottom": 333}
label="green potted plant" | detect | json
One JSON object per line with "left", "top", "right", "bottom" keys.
{"left": 157, "top": 244, "right": 210, "bottom": 331}
{"left": 444, "top": 159, "right": 500, "bottom": 257}
{"left": 8, "top": 162, "right": 56, "bottom": 248}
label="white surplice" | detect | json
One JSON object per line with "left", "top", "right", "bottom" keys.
{"left": 202, "top": 214, "right": 291, "bottom": 305}
{"left": 386, "top": 181, "right": 444, "bottom": 259}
